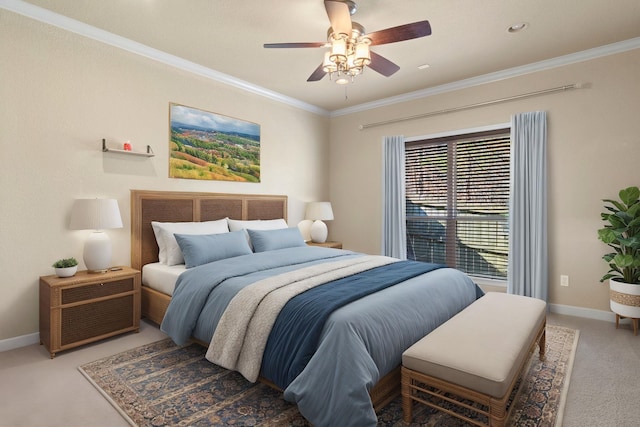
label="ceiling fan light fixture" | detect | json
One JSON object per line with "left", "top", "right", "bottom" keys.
{"left": 263, "top": 1, "right": 432, "bottom": 85}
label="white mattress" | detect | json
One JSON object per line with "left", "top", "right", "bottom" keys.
{"left": 142, "top": 262, "right": 186, "bottom": 296}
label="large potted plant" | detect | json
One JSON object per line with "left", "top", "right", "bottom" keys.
{"left": 598, "top": 186, "right": 640, "bottom": 332}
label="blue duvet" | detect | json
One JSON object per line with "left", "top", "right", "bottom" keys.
{"left": 161, "top": 246, "right": 481, "bottom": 427}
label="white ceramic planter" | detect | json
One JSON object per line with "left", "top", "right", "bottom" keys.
{"left": 55, "top": 266, "right": 77, "bottom": 278}
{"left": 609, "top": 278, "right": 640, "bottom": 319}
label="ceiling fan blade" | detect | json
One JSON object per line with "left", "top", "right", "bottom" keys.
{"left": 368, "top": 20, "right": 432, "bottom": 45}
{"left": 368, "top": 51, "right": 400, "bottom": 77}
{"left": 324, "top": 0, "right": 352, "bottom": 36}
{"left": 264, "top": 42, "right": 326, "bottom": 49}
{"left": 307, "top": 63, "right": 327, "bottom": 82}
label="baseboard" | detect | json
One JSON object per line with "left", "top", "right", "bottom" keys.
{"left": 549, "top": 303, "right": 616, "bottom": 323}
{"left": 0, "top": 304, "right": 618, "bottom": 353}
{"left": 0, "top": 332, "right": 40, "bottom": 353}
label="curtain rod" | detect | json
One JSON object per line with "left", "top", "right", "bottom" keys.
{"left": 359, "top": 83, "right": 585, "bottom": 130}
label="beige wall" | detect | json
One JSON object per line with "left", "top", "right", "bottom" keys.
{"left": 0, "top": 12, "right": 329, "bottom": 341}
{"left": 329, "top": 48, "right": 640, "bottom": 313}
{"left": 2, "top": 7, "right": 639, "bottom": 343}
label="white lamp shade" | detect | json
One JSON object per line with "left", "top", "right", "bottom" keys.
{"left": 305, "top": 202, "right": 334, "bottom": 221}
{"left": 70, "top": 198, "right": 122, "bottom": 273}
{"left": 70, "top": 199, "right": 123, "bottom": 230}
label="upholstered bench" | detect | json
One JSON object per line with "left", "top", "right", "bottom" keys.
{"left": 401, "top": 292, "right": 546, "bottom": 427}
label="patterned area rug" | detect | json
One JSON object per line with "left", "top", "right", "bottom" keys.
{"left": 79, "top": 325, "right": 578, "bottom": 427}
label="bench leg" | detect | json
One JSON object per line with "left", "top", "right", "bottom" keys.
{"left": 400, "top": 368, "right": 413, "bottom": 423}
{"left": 538, "top": 327, "right": 546, "bottom": 360}
{"left": 489, "top": 397, "right": 507, "bottom": 427}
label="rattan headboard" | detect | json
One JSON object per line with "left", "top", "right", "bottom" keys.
{"left": 130, "top": 190, "right": 288, "bottom": 271}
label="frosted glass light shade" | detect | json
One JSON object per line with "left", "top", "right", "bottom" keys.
{"left": 329, "top": 37, "right": 347, "bottom": 63}
{"left": 70, "top": 199, "right": 123, "bottom": 273}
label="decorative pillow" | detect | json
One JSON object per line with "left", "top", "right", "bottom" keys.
{"left": 174, "top": 230, "right": 252, "bottom": 268}
{"left": 151, "top": 219, "right": 229, "bottom": 265}
{"left": 247, "top": 227, "right": 306, "bottom": 252}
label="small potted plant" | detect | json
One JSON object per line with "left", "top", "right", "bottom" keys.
{"left": 598, "top": 186, "right": 640, "bottom": 331}
{"left": 52, "top": 257, "right": 78, "bottom": 278}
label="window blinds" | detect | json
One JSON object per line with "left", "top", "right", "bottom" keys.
{"left": 405, "top": 130, "right": 510, "bottom": 279}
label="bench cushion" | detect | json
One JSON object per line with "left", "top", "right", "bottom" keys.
{"left": 402, "top": 292, "right": 546, "bottom": 397}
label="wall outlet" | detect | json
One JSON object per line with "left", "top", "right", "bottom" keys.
{"left": 560, "top": 275, "right": 569, "bottom": 287}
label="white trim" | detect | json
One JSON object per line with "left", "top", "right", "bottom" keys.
{"left": 0, "top": 0, "right": 328, "bottom": 116}
{"left": 1, "top": 0, "right": 639, "bottom": 117}
{"left": 549, "top": 303, "right": 617, "bottom": 323}
{"left": 405, "top": 122, "right": 511, "bottom": 142}
{"left": 331, "top": 37, "right": 640, "bottom": 117}
{"left": 472, "top": 276, "right": 508, "bottom": 289}
{"left": 0, "top": 332, "right": 40, "bottom": 353}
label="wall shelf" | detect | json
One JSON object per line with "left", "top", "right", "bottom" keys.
{"left": 102, "top": 138, "right": 154, "bottom": 157}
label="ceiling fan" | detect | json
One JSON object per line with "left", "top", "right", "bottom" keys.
{"left": 264, "top": 0, "right": 432, "bottom": 84}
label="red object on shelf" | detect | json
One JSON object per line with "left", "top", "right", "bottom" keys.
{"left": 123, "top": 142, "right": 132, "bottom": 151}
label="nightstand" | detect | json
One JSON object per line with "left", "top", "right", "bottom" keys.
{"left": 306, "top": 241, "right": 343, "bottom": 249}
{"left": 39, "top": 266, "right": 141, "bottom": 358}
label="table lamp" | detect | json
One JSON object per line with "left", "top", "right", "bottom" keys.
{"left": 69, "top": 198, "right": 123, "bottom": 273}
{"left": 305, "top": 201, "right": 334, "bottom": 243}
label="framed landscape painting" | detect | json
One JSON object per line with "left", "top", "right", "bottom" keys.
{"left": 169, "top": 103, "right": 260, "bottom": 182}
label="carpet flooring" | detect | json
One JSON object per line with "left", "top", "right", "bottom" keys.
{"left": 79, "top": 324, "right": 578, "bottom": 426}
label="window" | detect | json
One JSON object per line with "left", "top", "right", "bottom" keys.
{"left": 405, "top": 129, "right": 510, "bottom": 280}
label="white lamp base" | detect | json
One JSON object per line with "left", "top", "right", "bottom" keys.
{"left": 83, "top": 231, "right": 112, "bottom": 273}
{"left": 310, "top": 220, "right": 328, "bottom": 243}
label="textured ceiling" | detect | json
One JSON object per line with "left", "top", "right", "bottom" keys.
{"left": 13, "top": 0, "right": 640, "bottom": 112}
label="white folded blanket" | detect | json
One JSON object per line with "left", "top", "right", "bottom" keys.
{"left": 206, "top": 255, "right": 397, "bottom": 382}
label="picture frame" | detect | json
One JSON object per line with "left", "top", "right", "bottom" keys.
{"left": 169, "top": 103, "right": 260, "bottom": 182}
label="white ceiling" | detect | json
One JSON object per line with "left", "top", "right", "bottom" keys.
{"left": 8, "top": 0, "right": 640, "bottom": 113}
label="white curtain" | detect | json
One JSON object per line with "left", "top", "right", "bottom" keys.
{"left": 382, "top": 136, "right": 407, "bottom": 259}
{"left": 508, "top": 111, "right": 548, "bottom": 301}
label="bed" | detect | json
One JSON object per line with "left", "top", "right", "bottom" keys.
{"left": 130, "top": 189, "right": 482, "bottom": 427}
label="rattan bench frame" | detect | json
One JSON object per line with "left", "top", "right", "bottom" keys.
{"left": 401, "top": 318, "right": 546, "bottom": 427}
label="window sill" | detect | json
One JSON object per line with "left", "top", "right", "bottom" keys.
{"left": 470, "top": 275, "right": 507, "bottom": 289}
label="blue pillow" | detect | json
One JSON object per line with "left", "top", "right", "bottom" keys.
{"left": 174, "top": 230, "right": 252, "bottom": 268}
{"left": 247, "top": 227, "right": 306, "bottom": 252}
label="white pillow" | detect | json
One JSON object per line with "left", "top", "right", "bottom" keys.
{"left": 151, "top": 219, "right": 229, "bottom": 265}
{"left": 227, "top": 218, "right": 288, "bottom": 249}
{"left": 227, "top": 218, "right": 288, "bottom": 231}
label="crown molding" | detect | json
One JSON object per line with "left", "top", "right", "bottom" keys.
{"left": 0, "top": 0, "right": 329, "bottom": 116}
{"left": 3, "top": 0, "right": 638, "bottom": 117}
{"left": 331, "top": 36, "right": 640, "bottom": 117}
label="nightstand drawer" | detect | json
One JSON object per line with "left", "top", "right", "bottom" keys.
{"left": 61, "top": 294, "right": 135, "bottom": 345}
{"left": 62, "top": 278, "right": 134, "bottom": 304}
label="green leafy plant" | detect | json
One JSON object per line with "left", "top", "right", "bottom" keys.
{"left": 52, "top": 257, "right": 78, "bottom": 268}
{"left": 598, "top": 186, "right": 640, "bottom": 284}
